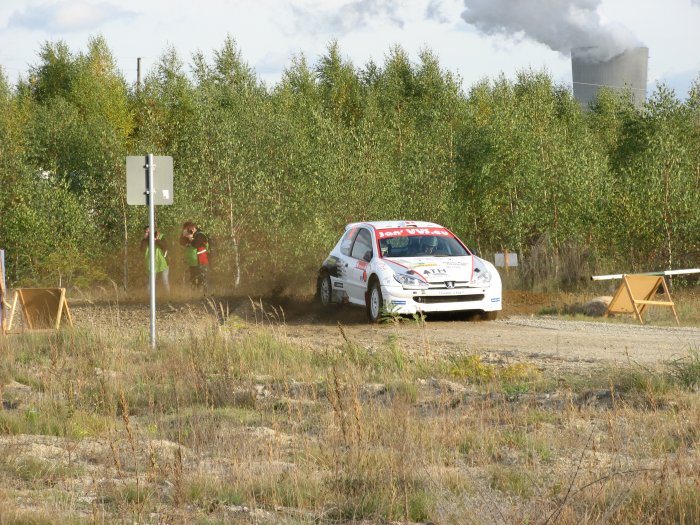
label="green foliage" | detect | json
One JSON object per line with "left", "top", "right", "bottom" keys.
{"left": 1, "top": 173, "right": 106, "bottom": 285}
{"left": 1, "top": 38, "right": 699, "bottom": 290}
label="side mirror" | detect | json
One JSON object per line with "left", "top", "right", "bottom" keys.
{"left": 363, "top": 250, "right": 373, "bottom": 262}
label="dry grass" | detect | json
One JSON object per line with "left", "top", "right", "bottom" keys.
{"left": 0, "top": 302, "right": 699, "bottom": 524}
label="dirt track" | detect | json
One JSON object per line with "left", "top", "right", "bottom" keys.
{"left": 66, "top": 290, "right": 700, "bottom": 374}
{"left": 285, "top": 313, "right": 699, "bottom": 373}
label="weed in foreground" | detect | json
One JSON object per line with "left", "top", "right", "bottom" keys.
{"left": 449, "top": 354, "right": 495, "bottom": 382}
{"left": 0, "top": 402, "right": 110, "bottom": 438}
{"left": 668, "top": 347, "right": 700, "bottom": 390}
{"left": 489, "top": 465, "right": 536, "bottom": 498}
{"left": 179, "top": 476, "right": 245, "bottom": 509}
{"left": 0, "top": 455, "right": 84, "bottom": 485}
{"left": 0, "top": 510, "right": 89, "bottom": 525}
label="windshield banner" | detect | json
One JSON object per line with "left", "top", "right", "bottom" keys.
{"left": 377, "top": 228, "right": 452, "bottom": 239}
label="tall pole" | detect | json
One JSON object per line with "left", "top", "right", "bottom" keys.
{"left": 147, "top": 154, "right": 156, "bottom": 348}
{"left": 0, "top": 249, "right": 5, "bottom": 333}
{"left": 137, "top": 57, "right": 142, "bottom": 93}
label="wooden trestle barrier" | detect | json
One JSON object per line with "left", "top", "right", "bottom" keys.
{"left": 605, "top": 274, "right": 679, "bottom": 326}
{"left": 5, "top": 288, "right": 73, "bottom": 332}
{"left": 592, "top": 269, "right": 700, "bottom": 326}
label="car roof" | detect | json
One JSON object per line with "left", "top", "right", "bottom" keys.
{"left": 345, "top": 220, "right": 443, "bottom": 231}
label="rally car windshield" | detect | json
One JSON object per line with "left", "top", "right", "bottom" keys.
{"left": 379, "top": 234, "right": 470, "bottom": 258}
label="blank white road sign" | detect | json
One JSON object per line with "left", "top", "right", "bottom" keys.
{"left": 126, "top": 156, "right": 174, "bottom": 205}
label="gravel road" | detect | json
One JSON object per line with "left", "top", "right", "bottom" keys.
{"left": 284, "top": 311, "right": 700, "bottom": 373}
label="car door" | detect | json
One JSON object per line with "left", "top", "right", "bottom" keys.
{"left": 346, "top": 227, "right": 374, "bottom": 304}
{"left": 326, "top": 227, "right": 357, "bottom": 297}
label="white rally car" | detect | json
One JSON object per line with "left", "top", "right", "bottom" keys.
{"left": 316, "top": 221, "right": 502, "bottom": 322}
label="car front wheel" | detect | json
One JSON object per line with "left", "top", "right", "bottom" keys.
{"left": 366, "top": 280, "right": 383, "bottom": 323}
{"left": 317, "top": 273, "right": 332, "bottom": 307}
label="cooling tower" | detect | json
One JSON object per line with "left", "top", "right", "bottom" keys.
{"left": 571, "top": 47, "right": 648, "bottom": 109}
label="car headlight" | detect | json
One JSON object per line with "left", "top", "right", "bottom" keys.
{"left": 393, "top": 273, "right": 429, "bottom": 289}
{"left": 472, "top": 268, "right": 492, "bottom": 286}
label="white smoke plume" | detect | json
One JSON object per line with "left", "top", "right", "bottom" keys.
{"left": 461, "top": 0, "right": 639, "bottom": 62}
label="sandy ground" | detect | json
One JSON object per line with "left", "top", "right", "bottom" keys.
{"left": 61, "top": 289, "right": 700, "bottom": 374}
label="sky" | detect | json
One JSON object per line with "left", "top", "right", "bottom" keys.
{"left": 0, "top": 0, "right": 699, "bottom": 98}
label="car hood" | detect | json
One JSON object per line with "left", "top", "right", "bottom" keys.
{"left": 384, "top": 256, "right": 475, "bottom": 283}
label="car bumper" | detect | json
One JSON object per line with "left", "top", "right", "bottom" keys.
{"left": 381, "top": 284, "right": 502, "bottom": 314}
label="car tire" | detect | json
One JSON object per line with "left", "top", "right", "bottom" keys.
{"left": 317, "top": 273, "right": 333, "bottom": 307}
{"left": 481, "top": 311, "right": 498, "bottom": 321}
{"left": 366, "top": 280, "right": 383, "bottom": 323}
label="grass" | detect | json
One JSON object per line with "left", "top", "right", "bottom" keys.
{"left": 489, "top": 465, "right": 536, "bottom": 498}
{"left": 668, "top": 347, "right": 700, "bottom": 390}
{"left": 0, "top": 456, "right": 84, "bottom": 484}
{"left": 0, "top": 403, "right": 111, "bottom": 438}
{"left": 0, "top": 511, "right": 89, "bottom": 525}
{"left": 0, "top": 299, "right": 699, "bottom": 523}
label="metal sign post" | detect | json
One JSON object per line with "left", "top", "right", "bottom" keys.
{"left": 0, "top": 249, "right": 6, "bottom": 334}
{"left": 147, "top": 154, "right": 156, "bottom": 348}
{"left": 126, "top": 155, "right": 174, "bottom": 349}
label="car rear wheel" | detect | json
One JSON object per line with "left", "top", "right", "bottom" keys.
{"left": 367, "top": 280, "right": 383, "bottom": 323}
{"left": 317, "top": 273, "right": 332, "bottom": 307}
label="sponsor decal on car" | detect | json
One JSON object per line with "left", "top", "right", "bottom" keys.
{"left": 423, "top": 268, "right": 447, "bottom": 275}
{"left": 376, "top": 228, "right": 452, "bottom": 239}
{"left": 491, "top": 297, "right": 501, "bottom": 302}
{"left": 334, "top": 282, "right": 344, "bottom": 288}
{"left": 384, "top": 259, "right": 430, "bottom": 283}
{"left": 391, "top": 300, "right": 407, "bottom": 305}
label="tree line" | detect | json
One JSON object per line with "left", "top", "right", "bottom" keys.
{"left": 0, "top": 36, "right": 698, "bottom": 291}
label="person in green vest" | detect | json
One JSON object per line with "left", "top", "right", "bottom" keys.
{"left": 179, "top": 220, "right": 209, "bottom": 292}
{"left": 141, "top": 225, "right": 170, "bottom": 295}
